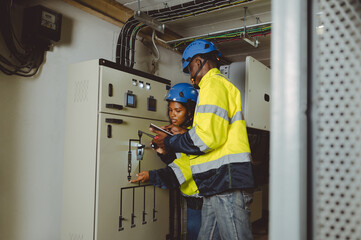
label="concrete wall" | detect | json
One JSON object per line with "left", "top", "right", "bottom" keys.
{"left": 0, "top": 1, "right": 187, "bottom": 240}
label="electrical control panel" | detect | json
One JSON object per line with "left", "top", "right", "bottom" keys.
{"left": 62, "top": 59, "right": 171, "bottom": 240}
{"left": 98, "top": 59, "right": 169, "bottom": 118}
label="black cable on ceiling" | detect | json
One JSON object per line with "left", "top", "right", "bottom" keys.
{"left": 130, "top": 25, "right": 146, "bottom": 68}
{"left": 125, "top": 20, "right": 141, "bottom": 67}
{"left": 0, "top": 45, "right": 45, "bottom": 77}
{"left": 148, "top": 0, "right": 254, "bottom": 22}
{"left": 116, "top": 0, "right": 253, "bottom": 68}
{"left": 116, "top": 17, "right": 133, "bottom": 65}
{"left": 116, "top": 18, "right": 127, "bottom": 65}
{"left": 0, "top": 1, "right": 27, "bottom": 63}
{"left": 0, "top": 0, "right": 47, "bottom": 77}
{"left": 116, "top": 16, "right": 141, "bottom": 66}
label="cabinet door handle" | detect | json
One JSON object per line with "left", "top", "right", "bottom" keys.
{"left": 106, "top": 104, "right": 123, "bottom": 110}
{"left": 264, "top": 94, "right": 270, "bottom": 102}
{"left": 106, "top": 118, "right": 123, "bottom": 124}
{"left": 108, "top": 84, "right": 113, "bottom": 97}
{"left": 107, "top": 125, "right": 112, "bottom": 138}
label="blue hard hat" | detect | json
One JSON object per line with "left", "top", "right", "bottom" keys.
{"left": 181, "top": 39, "right": 221, "bottom": 73}
{"left": 165, "top": 83, "right": 198, "bottom": 103}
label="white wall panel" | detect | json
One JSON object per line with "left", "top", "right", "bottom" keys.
{"left": 0, "top": 1, "right": 185, "bottom": 240}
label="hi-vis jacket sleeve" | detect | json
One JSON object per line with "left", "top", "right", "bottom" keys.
{"left": 164, "top": 132, "right": 204, "bottom": 155}
{"left": 149, "top": 166, "right": 180, "bottom": 189}
{"left": 157, "top": 151, "right": 176, "bottom": 165}
{"left": 164, "top": 73, "right": 230, "bottom": 155}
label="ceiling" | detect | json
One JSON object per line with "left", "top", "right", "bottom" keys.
{"left": 116, "top": 0, "right": 272, "bottom": 66}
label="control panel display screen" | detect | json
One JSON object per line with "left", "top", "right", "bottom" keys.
{"left": 125, "top": 92, "right": 136, "bottom": 108}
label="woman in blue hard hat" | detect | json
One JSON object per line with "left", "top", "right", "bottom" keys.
{"left": 151, "top": 39, "right": 254, "bottom": 240}
{"left": 131, "top": 83, "right": 202, "bottom": 240}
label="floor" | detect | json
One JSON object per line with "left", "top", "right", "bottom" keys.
{"left": 252, "top": 211, "right": 269, "bottom": 240}
{"left": 253, "top": 232, "right": 268, "bottom": 240}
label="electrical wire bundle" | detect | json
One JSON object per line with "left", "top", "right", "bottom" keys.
{"left": 172, "top": 24, "right": 272, "bottom": 51}
{"left": 116, "top": 0, "right": 254, "bottom": 68}
{"left": 0, "top": 0, "right": 46, "bottom": 77}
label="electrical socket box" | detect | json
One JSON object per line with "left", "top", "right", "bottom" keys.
{"left": 220, "top": 56, "right": 271, "bottom": 131}
{"left": 22, "top": 5, "right": 62, "bottom": 46}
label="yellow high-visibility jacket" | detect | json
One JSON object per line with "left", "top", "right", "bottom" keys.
{"left": 149, "top": 133, "right": 200, "bottom": 198}
{"left": 169, "top": 152, "right": 200, "bottom": 197}
{"left": 164, "top": 68, "right": 254, "bottom": 196}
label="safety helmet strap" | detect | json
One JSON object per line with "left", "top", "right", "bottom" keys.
{"left": 190, "top": 58, "right": 208, "bottom": 89}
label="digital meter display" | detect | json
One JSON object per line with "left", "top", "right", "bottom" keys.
{"left": 125, "top": 92, "right": 136, "bottom": 108}
{"left": 128, "top": 95, "right": 134, "bottom": 105}
{"left": 41, "top": 11, "right": 57, "bottom": 30}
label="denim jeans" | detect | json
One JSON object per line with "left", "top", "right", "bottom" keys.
{"left": 187, "top": 207, "right": 202, "bottom": 240}
{"left": 197, "top": 190, "right": 253, "bottom": 240}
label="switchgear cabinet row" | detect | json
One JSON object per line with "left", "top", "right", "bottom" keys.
{"left": 62, "top": 59, "right": 171, "bottom": 240}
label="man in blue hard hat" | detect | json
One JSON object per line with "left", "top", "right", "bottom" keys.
{"left": 151, "top": 39, "right": 254, "bottom": 240}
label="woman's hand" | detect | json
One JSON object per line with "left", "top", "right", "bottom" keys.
{"left": 129, "top": 171, "right": 149, "bottom": 183}
{"left": 167, "top": 124, "right": 188, "bottom": 135}
{"left": 149, "top": 127, "right": 169, "bottom": 149}
{"left": 155, "top": 147, "right": 166, "bottom": 155}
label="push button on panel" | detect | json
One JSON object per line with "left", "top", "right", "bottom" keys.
{"left": 147, "top": 96, "right": 156, "bottom": 112}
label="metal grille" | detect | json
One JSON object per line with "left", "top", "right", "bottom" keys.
{"left": 73, "top": 80, "right": 89, "bottom": 103}
{"left": 313, "top": 0, "right": 361, "bottom": 239}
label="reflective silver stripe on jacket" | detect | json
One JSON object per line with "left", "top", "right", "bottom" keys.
{"left": 175, "top": 153, "right": 181, "bottom": 159}
{"left": 216, "top": 73, "right": 228, "bottom": 79}
{"left": 197, "top": 104, "right": 244, "bottom": 124}
{"left": 197, "top": 104, "right": 229, "bottom": 122}
{"left": 190, "top": 104, "right": 228, "bottom": 152}
{"left": 190, "top": 106, "right": 244, "bottom": 152}
{"left": 230, "top": 111, "right": 245, "bottom": 124}
{"left": 189, "top": 127, "right": 210, "bottom": 152}
{"left": 181, "top": 191, "right": 201, "bottom": 198}
{"left": 190, "top": 152, "right": 252, "bottom": 174}
{"left": 169, "top": 162, "right": 186, "bottom": 185}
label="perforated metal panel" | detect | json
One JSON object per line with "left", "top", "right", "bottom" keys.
{"left": 73, "top": 80, "right": 89, "bottom": 103}
{"left": 313, "top": 1, "right": 361, "bottom": 239}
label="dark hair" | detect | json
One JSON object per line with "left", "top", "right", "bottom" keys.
{"left": 168, "top": 100, "right": 197, "bottom": 127}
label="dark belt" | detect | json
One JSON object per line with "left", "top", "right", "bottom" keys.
{"left": 184, "top": 197, "right": 203, "bottom": 210}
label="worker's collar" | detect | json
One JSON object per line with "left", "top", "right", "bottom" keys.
{"left": 198, "top": 68, "right": 221, "bottom": 88}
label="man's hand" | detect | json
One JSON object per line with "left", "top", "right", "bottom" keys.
{"left": 168, "top": 125, "right": 188, "bottom": 135}
{"left": 149, "top": 126, "right": 169, "bottom": 149}
{"left": 129, "top": 171, "right": 149, "bottom": 183}
{"left": 149, "top": 124, "right": 187, "bottom": 150}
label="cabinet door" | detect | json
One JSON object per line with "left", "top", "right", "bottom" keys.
{"left": 96, "top": 113, "right": 170, "bottom": 240}
{"left": 245, "top": 56, "right": 271, "bottom": 131}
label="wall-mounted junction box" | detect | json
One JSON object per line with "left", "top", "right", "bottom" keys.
{"left": 220, "top": 56, "right": 271, "bottom": 131}
{"left": 22, "top": 5, "right": 62, "bottom": 46}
